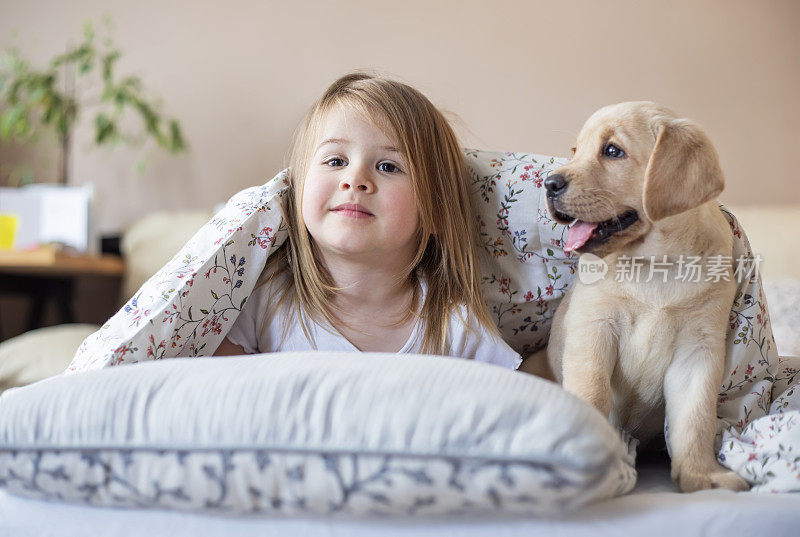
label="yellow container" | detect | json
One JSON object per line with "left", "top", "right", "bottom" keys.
{"left": 0, "top": 214, "right": 19, "bottom": 250}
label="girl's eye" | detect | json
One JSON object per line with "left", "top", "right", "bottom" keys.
{"left": 602, "top": 143, "right": 626, "bottom": 159}
{"left": 325, "top": 157, "right": 346, "bottom": 167}
{"left": 377, "top": 161, "right": 400, "bottom": 173}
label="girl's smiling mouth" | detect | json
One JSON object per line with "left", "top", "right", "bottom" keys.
{"left": 331, "top": 203, "right": 374, "bottom": 219}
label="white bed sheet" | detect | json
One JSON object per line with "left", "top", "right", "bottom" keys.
{"left": 2, "top": 461, "right": 799, "bottom": 537}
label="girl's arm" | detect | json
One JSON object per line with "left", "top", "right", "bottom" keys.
{"left": 213, "top": 337, "right": 247, "bottom": 356}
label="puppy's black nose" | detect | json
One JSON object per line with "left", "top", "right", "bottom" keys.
{"left": 544, "top": 174, "right": 568, "bottom": 196}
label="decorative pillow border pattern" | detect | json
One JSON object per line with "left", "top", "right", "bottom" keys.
{"left": 0, "top": 447, "right": 636, "bottom": 516}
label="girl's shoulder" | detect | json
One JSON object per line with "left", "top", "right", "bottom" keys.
{"left": 441, "top": 300, "right": 521, "bottom": 370}
{"left": 245, "top": 268, "right": 294, "bottom": 317}
{"left": 447, "top": 311, "right": 521, "bottom": 369}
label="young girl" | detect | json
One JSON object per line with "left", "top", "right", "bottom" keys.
{"left": 214, "top": 72, "right": 520, "bottom": 369}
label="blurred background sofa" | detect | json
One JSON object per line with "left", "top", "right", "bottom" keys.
{"left": 0, "top": 210, "right": 211, "bottom": 393}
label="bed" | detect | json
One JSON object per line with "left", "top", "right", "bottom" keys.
{"left": 2, "top": 460, "right": 799, "bottom": 537}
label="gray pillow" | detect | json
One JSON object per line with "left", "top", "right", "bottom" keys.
{"left": 0, "top": 352, "right": 636, "bottom": 516}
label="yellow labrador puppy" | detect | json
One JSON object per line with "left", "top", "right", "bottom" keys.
{"left": 527, "top": 102, "right": 748, "bottom": 492}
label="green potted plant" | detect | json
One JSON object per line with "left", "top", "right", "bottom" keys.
{"left": 0, "top": 18, "right": 187, "bottom": 186}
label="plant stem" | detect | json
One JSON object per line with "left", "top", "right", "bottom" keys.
{"left": 59, "top": 43, "right": 74, "bottom": 185}
{"left": 59, "top": 130, "right": 69, "bottom": 185}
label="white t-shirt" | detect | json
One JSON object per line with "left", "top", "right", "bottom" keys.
{"left": 225, "top": 271, "right": 521, "bottom": 370}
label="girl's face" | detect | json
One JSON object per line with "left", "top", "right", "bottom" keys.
{"left": 300, "top": 105, "right": 421, "bottom": 268}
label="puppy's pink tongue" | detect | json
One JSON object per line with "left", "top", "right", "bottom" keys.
{"left": 564, "top": 220, "right": 598, "bottom": 252}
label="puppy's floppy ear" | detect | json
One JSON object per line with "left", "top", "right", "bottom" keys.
{"left": 642, "top": 120, "right": 724, "bottom": 222}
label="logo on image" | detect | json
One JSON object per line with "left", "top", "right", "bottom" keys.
{"left": 577, "top": 253, "right": 608, "bottom": 284}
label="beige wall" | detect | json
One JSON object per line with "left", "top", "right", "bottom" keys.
{"left": 1, "top": 0, "right": 799, "bottom": 235}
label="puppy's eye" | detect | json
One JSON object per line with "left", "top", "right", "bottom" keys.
{"left": 602, "top": 144, "right": 626, "bottom": 159}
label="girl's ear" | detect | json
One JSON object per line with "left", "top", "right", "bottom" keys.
{"left": 642, "top": 120, "right": 724, "bottom": 222}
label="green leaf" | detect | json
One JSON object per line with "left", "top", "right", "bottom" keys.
{"left": 134, "top": 98, "right": 160, "bottom": 137}
{"left": 83, "top": 19, "right": 95, "bottom": 41}
{"left": 102, "top": 50, "right": 120, "bottom": 81}
{"left": 211, "top": 290, "right": 219, "bottom": 300}
{"left": 169, "top": 119, "right": 186, "bottom": 151}
{"left": 78, "top": 59, "right": 93, "bottom": 75}
{"left": 114, "top": 88, "right": 129, "bottom": 108}
{"left": 42, "top": 101, "right": 55, "bottom": 123}
{"left": 94, "top": 113, "right": 116, "bottom": 144}
{"left": 120, "top": 75, "right": 142, "bottom": 92}
{"left": 0, "top": 106, "right": 27, "bottom": 139}
{"left": 56, "top": 114, "right": 69, "bottom": 138}
{"left": 28, "top": 86, "right": 47, "bottom": 103}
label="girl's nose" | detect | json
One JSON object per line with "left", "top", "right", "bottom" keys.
{"left": 339, "top": 167, "right": 374, "bottom": 193}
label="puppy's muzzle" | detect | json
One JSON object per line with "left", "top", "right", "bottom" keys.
{"left": 545, "top": 174, "right": 574, "bottom": 223}
{"left": 544, "top": 174, "right": 568, "bottom": 198}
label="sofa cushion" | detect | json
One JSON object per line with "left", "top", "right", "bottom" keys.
{"left": 0, "top": 324, "right": 98, "bottom": 395}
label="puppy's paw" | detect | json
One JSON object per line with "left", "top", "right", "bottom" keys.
{"left": 672, "top": 464, "right": 750, "bottom": 492}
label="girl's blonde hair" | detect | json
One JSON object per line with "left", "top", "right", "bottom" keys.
{"left": 259, "top": 72, "right": 498, "bottom": 354}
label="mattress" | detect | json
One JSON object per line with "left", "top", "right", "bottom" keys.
{"left": 2, "top": 459, "right": 798, "bottom": 537}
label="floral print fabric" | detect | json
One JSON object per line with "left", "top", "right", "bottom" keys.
{"left": 67, "top": 170, "right": 290, "bottom": 372}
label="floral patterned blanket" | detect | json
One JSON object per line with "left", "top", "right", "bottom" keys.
{"left": 68, "top": 150, "right": 799, "bottom": 493}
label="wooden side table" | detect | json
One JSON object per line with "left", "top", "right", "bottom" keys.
{"left": 0, "top": 246, "right": 125, "bottom": 341}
